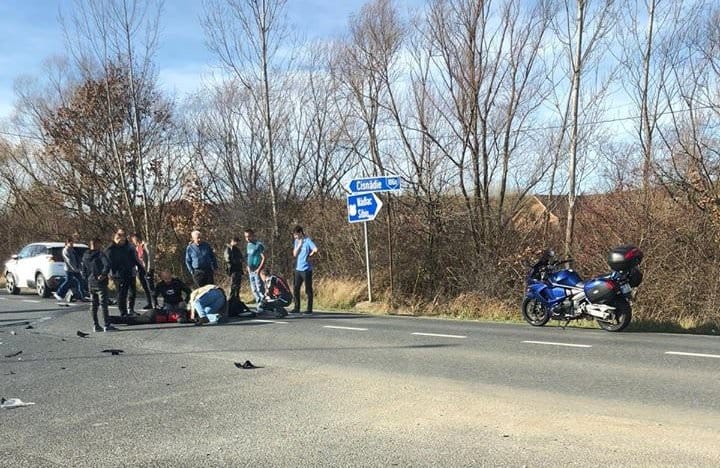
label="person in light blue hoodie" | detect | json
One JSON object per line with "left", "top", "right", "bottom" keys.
{"left": 291, "top": 225, "right": 318, "bottom": 315}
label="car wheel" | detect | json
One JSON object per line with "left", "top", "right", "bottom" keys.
{"left": 5, "top": 273, "right": 21, "bottom": 295}
{"left": 36, "top": 273, "right": 51, "bottom": 298}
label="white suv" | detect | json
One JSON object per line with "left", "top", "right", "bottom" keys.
{"left": 4, "top": 242, "right": 88, "bottom": 297}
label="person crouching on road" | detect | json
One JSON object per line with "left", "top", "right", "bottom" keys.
{"left": 189, "top": 284, "right": 226, "bottom": 325}
{"left": 258, "top": 269, "right": 293, "bottom": 318}
{"left": 153, "top": 270, "right": 191, "bottom": 312}
{"left": 81, "top": 238, "right": 117, "bottom": 332}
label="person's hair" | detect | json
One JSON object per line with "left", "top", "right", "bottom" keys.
{"left": 292, "top": 225, "right": 304, "bottom": 235}
{"left": 260, "top": 268, "right": 271, "bottom": 277}
{"left": 191, "top": 230, "right": 201, "bottom": 238}
{"left": 231, "top": 236, "right": 240, "bottom": 243}
{"left": 132, "top": 232, "right": 142, "bottom": 241}
{"left": 244, "top": 228, "right": 254, "bottom": 235}
{"left": 65, "top": 237, "right": 74, "bottom": 244}
{"left": 89, "top": 237, "right": 101, "bottom": 249}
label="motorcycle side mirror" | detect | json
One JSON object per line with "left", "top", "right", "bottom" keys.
{"left": 11, "top": 254, "right": 18, "bottom": 260}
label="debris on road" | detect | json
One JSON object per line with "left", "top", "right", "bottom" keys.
{"left": 234, "top": 360, "right": 260, "bottom": 369}
{"left": 1, "top": 398, "right": 36, "bottom": 409}
{"left": 77, "top": 331, "right": 89, "bottom": 338}
{"left": 25, "top": 325, "right": 34, "bottom": 329}
{"left": 4, "top": 351, "right": 22, "bottom": 358}
{"left": 102, "top": 349, "right": 124, "bottom": 356}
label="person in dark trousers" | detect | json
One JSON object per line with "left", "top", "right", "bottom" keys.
{"left": 82, "top": 238, "right": 117, "bottom": 332}
{"left": 223, "top": 237, "right": 244, "bottom": 300}
{"left": 291, "top": 225, "right": 318, "bottom": 315}
{"left": 106, "top": 229, "right": 141, "bottom": 317}
{"left": 54, "top": 238, "right": 85, "bottom": 302}
{"left": 258, "top": 269, "right": 293, "bottom": 318}
{"left": 130, "top": 233, "right": 154, "bottom": 310}
{"left": 153, "top": 270, "right": 191, "bottom": 311}
{"left": 185, "top": 229, "right": 218, "bottom": 288}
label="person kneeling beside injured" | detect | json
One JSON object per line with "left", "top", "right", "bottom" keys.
{"left": 258, "top": 269, "right": 293, "bottom": 318}
{"left": 154, "top": 270, "right": 192, "bottom": 322}
{"left": 189, "top": 284, "right": 226, "bottom": 324}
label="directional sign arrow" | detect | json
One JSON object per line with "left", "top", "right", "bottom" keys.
{"left": 347, "top": 193, "right": 384, "bottom": 223}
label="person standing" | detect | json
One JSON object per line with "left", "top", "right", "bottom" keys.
{"left": 223, "top": 237, "right": 244, "bottom": 300}
{"left": 81, "top": 238, "right": 117, "bottom": 332}
{"left": 291, "top": 225, "right": 318, "bottom": 315}
{"left": 185, "top": 230, "right": 218, "bottom": 288}
{"left": 244, "top": 228, "right": 266, "bottom": 306}
{"left": 54, "top": 238, "right": 85, "bottom": 302}
{"left": 106, "top": 229, "right": 141, "bottom": 317}
{"left": 130, "top": 233, "right": 154, "bottom": 310}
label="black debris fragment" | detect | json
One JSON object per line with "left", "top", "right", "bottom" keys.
{"left": 4, "top": 351, "right": 22, "bottom": 358}
{"left": 234, "top": 360, "right": 260, "bottom": 369}
{"left": 102, "top": 349, "right": 124, "bottom": 356}
{"left": 25, "top": 325, "right": 34, "bottom": 330}
{"left": 77, "top": 331, "right": 89, "bottom": 338}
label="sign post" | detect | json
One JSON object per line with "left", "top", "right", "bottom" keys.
{"left": 347, "top": 176, "right": 401, "bottom": 302}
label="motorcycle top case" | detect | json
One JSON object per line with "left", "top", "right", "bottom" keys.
{"left": 607, "top": 245, "right": 643, "bottom": 271}
{"left": 584, "top": 278, "right": 618, "bottom": 303}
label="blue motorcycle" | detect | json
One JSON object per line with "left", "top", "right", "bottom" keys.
{"left": 522, "top": 246, "right": 643, "bottom": 332}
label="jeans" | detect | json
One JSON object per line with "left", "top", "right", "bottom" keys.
{"left": 293, "top": 270, "right": 313, "bottom": 313}
{"left": 90, "top": 283, "right": 110, "bottom": 327}
{"left": 114, "top": 276, "right": 136, "bottom": 315}
{"left": 193, "top": 288, "right": 226, "bottom": 319}
{"left": 57, "top": 271, "right": 84, "bottom": 299}
{"left": 249, "top": 271, "right": 264, "bottom": 303}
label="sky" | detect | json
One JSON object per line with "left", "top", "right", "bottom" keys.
{"left": 0, "top": 0, "right": 422, "bottom": 123}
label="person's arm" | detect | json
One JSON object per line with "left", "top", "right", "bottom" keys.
{"left": 293, "top": 239, "right": 302, "bottom": 257}
{"left": 181, "top": 281, "right": 192, "bottom": 303}
{"left": 308, "top": 239, "right": 318, "bottom": 257}
{"left": 257, "top": 245, "right": 266, "bottom": 271}
{"left": 210, "top": 245, "right": 219, "bottom": 271}
{"left": 185, "top": 245, "right": 193, "bottom": 274}
{"left": 99, "top": 253, "right": 111, "bottom": 280}
{"left": 81, "top": 254, "right": 89, "bottom": 281}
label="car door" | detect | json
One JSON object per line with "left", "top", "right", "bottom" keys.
{"left": 13, "top": 245, "right": 36, "bottom": 287}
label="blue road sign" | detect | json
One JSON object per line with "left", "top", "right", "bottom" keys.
{"left": 348, "top": 175, "right": 401, "bottom": 194}
{"left": 347, "top": 193, "right": 384, "bottom": 223}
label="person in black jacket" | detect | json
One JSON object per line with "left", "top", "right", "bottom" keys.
{"left": 105, "top": 229, "right": 141, "bottom": 317}
{"left": 223, "top": 237, "right": 244, "bottom": 300}
{"left": 82, "top": 238, "right": 117, "bottom": 332}
{"left": 153, "top": 270, "right": 191, "bottom": 311}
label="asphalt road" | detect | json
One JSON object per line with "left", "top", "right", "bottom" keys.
{"left": 1, "top": 290, "right": 719, "bottom": 467}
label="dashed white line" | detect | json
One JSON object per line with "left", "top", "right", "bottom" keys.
{"left": 665, "top": 351, "right": 720, "bottom": 359}
{"left": 250, "top": 319, "right": 289, "bottom": 324}
{"left": 323, "top": 325, "right": 368, "bottom": 331}
{"left": 22, "top": 299, "right": 41, "bottom": 303}
{"left": 0, "top": 297, "right": 7, "bottom": 300}
{"left": 522, "top": 340, "right": 592, "bottom": 348}
{"left": 412, "top": 332, "right": 467, "bottom": 339}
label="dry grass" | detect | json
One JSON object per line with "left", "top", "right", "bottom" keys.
{"left": 311, "top": 277, "right": 368, "bottom": 310}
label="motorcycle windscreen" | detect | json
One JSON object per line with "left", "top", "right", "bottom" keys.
{"left": 583, "top": 278, "right": 618, "bottom": 304}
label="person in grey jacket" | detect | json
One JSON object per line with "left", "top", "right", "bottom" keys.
{"left": 54, "top": 238, "right": 85, "bottom": 302}
{"left": 185, "top": 230, "right": 218, "bottom": 287}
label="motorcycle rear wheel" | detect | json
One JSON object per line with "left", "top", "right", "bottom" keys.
{"left": 596, "top": 298, "right": 632, "bottom": 332}
{"left": 521, "top": 298, "right": 550, "bottom": 326}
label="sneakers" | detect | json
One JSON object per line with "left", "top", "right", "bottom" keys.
{"left": 103, "top": 325, "right": 119, "bottom": 332}
{"left": 93, "top": 324, "right": 103, "bottom": 332}
{"left": 53, "top": 292, "right": 63, "bottom": 301}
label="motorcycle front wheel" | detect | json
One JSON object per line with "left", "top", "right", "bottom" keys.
{"left": 521, "top": 298, "right": 550, "bottom": 326}
{"left": 596, "top": 298, "right": 632, "bottom": 332}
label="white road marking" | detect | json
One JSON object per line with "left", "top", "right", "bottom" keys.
{"left": 323, "top": 325, "right": 368, "bottom": 331}
{"left": 522, "top": 340, "right": 592, "bottom": 348}
{"left": 0, "top": 297, "right": 7, "bottom": 300}
{"left": 665, "top": 351, "right": 720, "bottom": 359}
{"left": 22, "top": 299, "right": 41, "bottom": 303}
{"left": 412, "top": 332, "right": 467, "bottom": 339}
{"left": 250, "top": 319, "right": 288, "bottom": 324}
